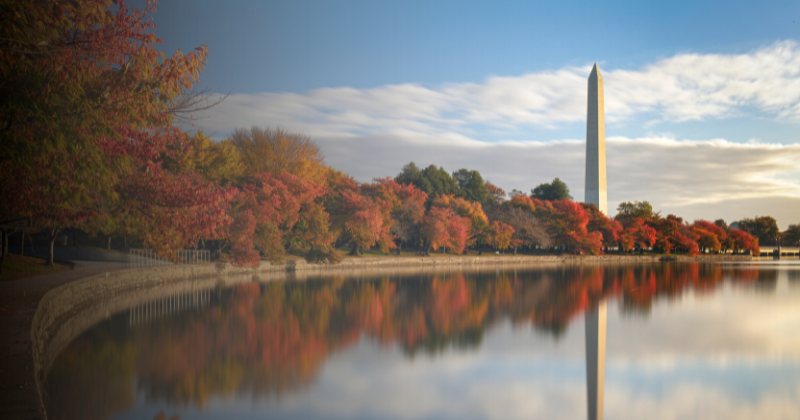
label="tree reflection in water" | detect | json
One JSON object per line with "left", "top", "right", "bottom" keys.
{"left": 44, "top": 263, "right": 780, "bottom": 420}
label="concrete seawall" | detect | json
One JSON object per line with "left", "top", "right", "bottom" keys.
{"left": 30, "top": 253, "right": 752, "bottom": 419}
{"left": 287, "top": 254, "right": 753, "bottom": 272}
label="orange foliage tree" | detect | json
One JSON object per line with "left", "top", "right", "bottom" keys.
{"left": 430, "top": 194, "right": 489, "bottom": 249}
{"left": 231, "top": 172, "right": 327, "bottom": 265}
{"left": 420, "top": 206, "right": 469, "bottom": 254}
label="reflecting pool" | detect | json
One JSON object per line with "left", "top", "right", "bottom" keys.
{"left": 44, "top": 262, "right": 800, "bottom": 420}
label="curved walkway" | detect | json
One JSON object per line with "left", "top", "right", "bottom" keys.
{"left": 0, "top": 264, "right": 126, "bottom": 420}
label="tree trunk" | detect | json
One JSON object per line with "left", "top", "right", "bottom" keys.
{"left": 419, "top": 241, "right": 431, "bottom": 256}
{"left": 396, "top": 243, "right": 401, "bottom": 255}
{"left": 47, "top": 227, "right": 60, "bottom": 266}
{"left": 107, "top": 235, "right": 112, "bottom": 250}
{"left": 18, "top": 231, "right": 24, "bottom": 256}
{"left": 349, "top": 243, "right": 360, "bottom": 256}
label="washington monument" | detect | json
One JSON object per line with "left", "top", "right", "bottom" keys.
{"left": 585, "top": 64, "right": 608, "bottom": 420}
{"left": 585, "top": 63, "right": 607, "bottom": 215}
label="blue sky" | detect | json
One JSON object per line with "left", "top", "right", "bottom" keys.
{"left": 136, "top": 0, "right": 800, "bottom": 228}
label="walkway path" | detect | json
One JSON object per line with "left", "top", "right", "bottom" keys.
{"left": 0, "top": 263, "right": 125, "bottom": 420}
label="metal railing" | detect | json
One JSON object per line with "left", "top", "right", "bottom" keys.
{"left": 128, "top": 249, "right": 211, "bottom": 268}
{"left": 129, "top": 289, "right": 212, "bottom": 327}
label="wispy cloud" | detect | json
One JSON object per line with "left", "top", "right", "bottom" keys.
{"left": 200, "top": 40, "right": 800, "bottom": 136}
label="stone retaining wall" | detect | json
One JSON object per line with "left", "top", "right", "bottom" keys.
{"left": 288, "top": 253, "right": 753, "bottom": 271}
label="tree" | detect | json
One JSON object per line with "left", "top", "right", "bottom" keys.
{"left": 161, "top": 131, "right": 245, "bottom": 186}
{"left": 377, "top": 179, "right": 428, "bottom": 253}
{"left": 530, "top": 178, "right": 572, "bottom": 201}
{"left": 232, "top": 172, "right": 327, "bottom": 264}
{"left": 692, "top": 220, "right": 727, "bottom": 254}
{"left": 395, "top": 162, "right": 457, "bottom": 198}
{"left": 547, "top": 200, "right": 603, "bottom": 254}
{"left": 728, "top": 228, "right": 760, "bottom": 255}
{"left": 324, "top": 173, "right": 395, "bottom": 256}
{"left": 230, "top": 126, "right": 327, "bottom": 185}
{"left": 615, "top": 201, "right": 655, "bottom": 226}
{"left": 737, "top": 216, "right": 781, "bottom": 246}
{"left": 583, "top": 203, "right": 622, "bottom": 251}
{"left": 509, "top": 195, "right": 537, "bottom": 213}
{"left": 486, "top": 198, "right": 550, "bottom": 252}
{"left": 483, "top": 181, "right": 507, "bottom": 209}
{"left": 649, "top": 214, "right": 699, "bottom": 256}
{"left": 452, "top": 169, "right": 488, "bottom": 203}
{"left": 483, "top": 221, "right": 515, "bottom": 252}
{"left": 618, "top": 218, "right": 656, "bottom": 253}
{"left": 784, "top": 224, "right": 800, "bottom": 247}
{"left": 430, "top": 194, "right": 489, "bottom": 249}
{"left": 395, "top": 162, "right": 425, "bottom": 190}
{"left": 419, "top": 207, "right": 469, "bottom": 254}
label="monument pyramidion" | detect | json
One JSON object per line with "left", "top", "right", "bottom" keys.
{"left": 585, "top": 63, "right": 608, "bottom": 215}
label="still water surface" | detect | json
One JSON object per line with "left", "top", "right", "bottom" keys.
{"left": 45, "top": 262, "right": 800, "bottom": 420}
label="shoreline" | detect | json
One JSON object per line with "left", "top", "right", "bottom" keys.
{"left": 5, "top": 253, "right": 753, "bottom": 420}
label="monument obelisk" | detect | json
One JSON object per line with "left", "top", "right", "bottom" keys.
{"left": 585, "top": 63, "right": 607, "bottom": 214}
{"left": 585, "top": 64, "right": 607, "bottom": 420}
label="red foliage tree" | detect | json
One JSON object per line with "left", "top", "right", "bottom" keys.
{"left": 548, "top": 200, "right": 603, "bottom": 255}
{"left": 232, "top": 172, "right": 327, "bottom": 265}
{"left": 691, "top": 220, "right": 727, "bottom": 253}
{"left": 728, "top": 228, "right": 760, "bottom": 255}
{"left": 650, "top": 215, "right": 699, "bottom": 256}
{"left": 430, "top": 194, "right": 489, "bottom": 249}
{"left": 583, "top": 203, "right": 622, "bottom": 251}
{"left": 420, "top": 206, "right": 469, "bottom": 254}
{"left": 389, "top": 181, "right": 428, "bottom": 252}
{"left": 324, "top": 175, "right": 397, "bottom": 256}
{"left": 619, "top": 217, "right": 657, "bottom": 252}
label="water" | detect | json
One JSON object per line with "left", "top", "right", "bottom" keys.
{"left": 44, "top": 262, "right": 800, "bottom": 420}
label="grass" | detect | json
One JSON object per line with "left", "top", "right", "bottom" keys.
{"left": 0, "top": 253, "right": 71, "bottom": 282}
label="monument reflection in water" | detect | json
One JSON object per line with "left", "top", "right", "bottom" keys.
{"left": 45, "top": 262, "right": 800, "bottom": 420}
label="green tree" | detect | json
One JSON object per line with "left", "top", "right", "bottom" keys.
{"left": 782, "top": 224, "right": 800, "bottom": 247}
{"left": 395, "top": 162, "right": 457, "bottom": 198}
{"left": 737, "top": 216, "right": 781, "bottom": 245}
{"left": 452, "top": 169, "right": 488, "bottom": 203}
{"left": 530, "top": 178, "right": 572, "bottom": 201}
{"left": 614, "top": 201, "right": 655, "bottom": 226}
{"left": 395, "top": 162, "right": 426, "bottom": 190}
